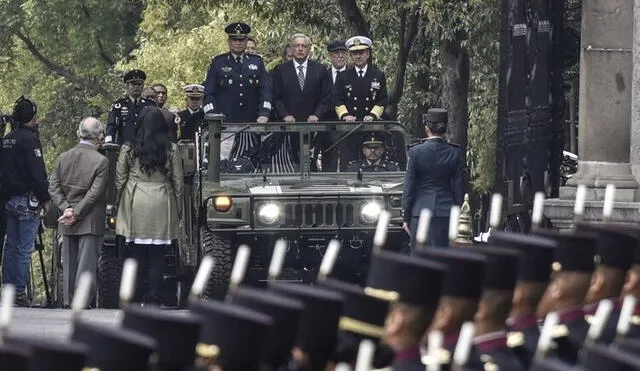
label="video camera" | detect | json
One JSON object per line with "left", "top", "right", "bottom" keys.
{"left": 0, "top": 114, "right": 14, "bottom": 135}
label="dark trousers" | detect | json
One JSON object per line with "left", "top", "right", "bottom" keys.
{"left": 410, "top": 216, "right": 450, "bottom": 249}
{"left": 126, "top": 244, "right": 165, "bottom": 304}
{"left": 0, "top": 198, "right": 6, "bottom": 270}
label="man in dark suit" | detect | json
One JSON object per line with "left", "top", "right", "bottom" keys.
{"left": 402, "top": 108, "right": 466, "bottom": 248}
{"left": 332, "top": 36, "right": 388, "bottom": 171}
{"left": 202, "top": 22, "right": 272, "bottom": 171}
{"left": 266, "top": 33, "right": 330, "bottom": 173}
{"left": 48, "top": 117, "right": 109, "bottom": 307}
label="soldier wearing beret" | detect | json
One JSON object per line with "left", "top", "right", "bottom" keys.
{"left": 332, "top": 36, "right": 388, "bottom": 171}
{"left": 202, "top": 22, "right": 272, "bottom": 170}
{"left": 536, "top": 230, "right": 598, "bottom": 364}
{"left": 345, "top": 132, "right": 399, "bottom": 172}
{"left": 490, "top": 231, "right": 558, "bottom": 367}
{"left": 402, "top": 108, "right": 466, "bottom": 248}
{"left": 176, "top": 84, "right": 205, "bottom": 141}
{"left": 105, "top": 69, "right": 155, "bottom": 144}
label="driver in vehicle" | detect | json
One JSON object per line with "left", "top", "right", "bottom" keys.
{"left": 346, "top": 133, "right": 399, "bottom": 172}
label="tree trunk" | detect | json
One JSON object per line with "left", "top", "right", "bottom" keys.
{"left": 408, "top": 20, "right": 433, "bottom": 137}
{"left": 440, "top": 32, "right": 470, "bottom": 151}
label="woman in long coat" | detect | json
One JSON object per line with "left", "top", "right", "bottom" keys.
{"left": 115, "top": 106, "right": 183, "bottom": 304}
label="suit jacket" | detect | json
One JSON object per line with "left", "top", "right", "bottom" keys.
{"left": 48, "top": 142, "right": 109, "bottom": 236}
{"left": 332, "top": 65, "right": 388, "bottom": 120}
{"left": 271, "top": 59, "right": 330, "bottom": 120}
{"left": 402, "top": 138, "right": 466, "bottom": 221}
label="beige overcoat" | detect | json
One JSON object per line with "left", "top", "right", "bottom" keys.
{"left": 115, "top": 143, "right": 183, "bottom": 240}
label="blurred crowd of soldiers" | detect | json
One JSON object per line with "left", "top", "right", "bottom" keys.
{"left": 1, "top": 191, "right": 640, "bottom": 371}
{"left": 105, "top": 22, "right": 399, "bottom": 174}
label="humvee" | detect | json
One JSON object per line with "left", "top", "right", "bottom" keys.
{"left": 61, "top": 115, "right": 412, "bottom": 307}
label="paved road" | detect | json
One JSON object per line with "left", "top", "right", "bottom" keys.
{"left": 9, "top": 308, "right": 186, "bottom": 341}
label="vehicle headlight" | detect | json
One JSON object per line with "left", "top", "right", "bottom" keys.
{"left": 360, "top": 201, "right": 383, "bottom": 224}
{"left": 107, "top": 216, "right": 117, "bottom": 229}
{"left": 257, "top": 203, "right": 281, "bottom": 225}
{"left": 213, "top": 196, "right": 233, "bottom": 212}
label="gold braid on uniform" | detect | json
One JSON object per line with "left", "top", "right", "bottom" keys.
{"left": 335, "top": 105, "right": 348, "bottom": 119}
{"left": 370, "top": 105, "right": 384, "bottom": 119}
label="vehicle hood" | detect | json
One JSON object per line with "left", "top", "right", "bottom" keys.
{"left": 217, "top": 177, "right": 404, "bottom": 194}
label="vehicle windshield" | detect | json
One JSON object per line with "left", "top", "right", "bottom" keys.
{"left": 201, "top": 121, "right": 411, "bottom": 176}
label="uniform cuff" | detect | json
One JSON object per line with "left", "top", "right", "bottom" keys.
{"left": 335, "top": 105, "right": 348, "bottom": 119}
{"left": 370, "top": 105, "right": 384, "bottom": 119}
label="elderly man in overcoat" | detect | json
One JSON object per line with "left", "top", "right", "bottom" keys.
{"left": 49, "top": 117, "right": 109, "bottom": 307}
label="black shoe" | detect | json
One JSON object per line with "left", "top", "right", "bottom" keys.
{"left": 14, "top": 292, "right": 31, "bottom": 307}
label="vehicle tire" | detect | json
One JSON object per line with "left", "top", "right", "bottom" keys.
{"left": 97, "top": 239, "right": 123, "bottom": 309}
{"left": 200, "top": 227, "right": 233, "bottom": 300}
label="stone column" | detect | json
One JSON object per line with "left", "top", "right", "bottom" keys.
{"left": 561, "top": 0, "right": 638, "bottom": 201}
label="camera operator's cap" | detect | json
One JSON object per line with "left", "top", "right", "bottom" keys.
{"left": 327, "top": 40, "right": 348, "bottom": 52}
{"left": 189, "top": 300, "right": 273, "bottom": 371}
{"left": 475, "top": 246, "right": 520, "bottom": 291}
{"left": 489, "top": 231, "right": 558, "bottom": 283}
{"left": 575, "top": 222, "right": 638, "bottom": 271}
{"left": 423, "top": 108, "right": 448, "bottom": 124}
{"left": 225, "top": 22, "right": 251, "bottom": 40}
{"left": 413, "top": 248, "right": 487, "bottom": 300}
{"left": 71, "top": 319, "right": 157, "bottom": 371}
{"left": 367, "top": 250, "right": 448, "bottom": 308}
{"left": 317, "top": 278, "right": 389, "bottom": 341}
{"left": 346, "top": 36, "right": 372, "bottom": 51}
{"left": 533, "top": 229, "right": 597, "bottom": 273}
{"left": 4, "top": 334, "right": 88, "bottom": 371}
{"left": 122, "top": 305, "right": 201, "bottom": 370}
{"left": 12, "top": 96, "right": 37, "bottom": 124}
{"left": 227, "top": 285, "right": 305, "bottom": 369}
{"left": 268, "top": 282, "right": 344, "bottom": 369}
{"left": 362, "top": 132, "right": 384, "bottom": 147}
{"left": 184, "top": 84, "right": 205, "bottom": 97}
{"left": 0, "top": 343, "right": 29, "bottom": 371}
{"left": 580, "top": 342, "right": 640, "bottom": 370}
{"left": 123, "top": 69, "right": 146, "bottom": 83}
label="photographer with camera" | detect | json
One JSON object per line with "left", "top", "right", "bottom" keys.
{"left": 0, "top": 96, "right": 50, "bottom": 307}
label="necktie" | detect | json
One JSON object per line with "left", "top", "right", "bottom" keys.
{"left": 358, "top": 69, "right": 364, "bottom": 78}
{"left": 297, "top": 65, "right": 305, "bottom": 90}
{"left": 236, "top": 56, "right": 242, "bottom": 64}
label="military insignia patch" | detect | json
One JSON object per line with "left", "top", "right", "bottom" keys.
{"left": 174, "top": 115, "right": 181, "bottom": 124}
{"left": 34, "top": 148, "right": 42, "bottom": 157}
{"left": 371, "top": 81, "right": 381, "bottom": 89}
{"left": 228, "top": 79, "right": 233, "bottom": 84}
{"left": 114, "top": 102, "right": 121, "bottom": 109}
{"left": 222, "top": 66, "right": 232, "bottom": 72}
{"left": 248, "top": 64, "right": 258, "bottom": 70}
{"left": 263, "top": 101, "right": 272, "bottom": 109}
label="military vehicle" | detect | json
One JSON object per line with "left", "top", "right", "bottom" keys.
{"left": 194, "top": 115, "right": 411, "bottom": 299}
{"left": 55, "top": 115, "right": 412, "bottom": 307}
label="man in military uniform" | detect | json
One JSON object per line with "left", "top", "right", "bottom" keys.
{"left": 202, "top": 22, "right": 272, "bottom": 171}
{"left": 345, "top": 132, "right": 399, "bottom": 172}
{"left": 332, "top": 36, "right": 388, "bottom": 171}
{"left": 536, "top": 230, "right": 597, "bottom": 364}
{"left": 105, "top": 69, "right": 155, "bottom": 144}
{"left": 176, "top": 84, "right": 205, "bottom": 141}
{"left": 402, "top": 108, "right": 466, "bottom": 248}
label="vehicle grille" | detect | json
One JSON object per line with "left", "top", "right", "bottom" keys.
{"left": 283, "top": 202, "right": 355, "bottom": 227}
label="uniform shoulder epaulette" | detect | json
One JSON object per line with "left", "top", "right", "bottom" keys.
{"left": 507, "top": 331, "right": 525, "bottom": 348}
{"left": 480, "top": 355, "right": 499, "bottom": 371}
{"left": 247, "top": 53, "right": 264, "bottom": 60}
{"left": 552, "top": 324, "right": 569, "bottom": 338}
{"left": 421, "top": 348, "right": 450, "bottom": 366}
{"left": 408, "top": 139, "right": 427, "bottom": 149}
{"left": 631, "top": 315, "right": 640, "bottom": 325}
{"left": 447, "top": 141, "right": 461, "bottom": 147}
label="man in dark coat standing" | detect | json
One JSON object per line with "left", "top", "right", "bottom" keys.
{"left": 332, "top": 36, "right": 388, "bottom": 171}
{"left": 402, "top": 108, "right": 466, "bottom": 248}
{"left": 266, "top": 33, "right": 330, "bottom": 173}
{"left": 176, "top": 84, "right": 205, "bottom": 141}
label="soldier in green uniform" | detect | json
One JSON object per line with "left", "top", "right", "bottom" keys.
{"left": 345, "top": 132, "right": 399, "bottom": 172}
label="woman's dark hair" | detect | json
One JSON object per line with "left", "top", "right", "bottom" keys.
{"left": 130, "top": 106, "right": 170, "bottom": 176}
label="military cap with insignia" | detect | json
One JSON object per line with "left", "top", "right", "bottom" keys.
{"left": 4, "top": 335, "right": 88, "bottom": 371}
{"left": 12, "top": 96, "right": 37, "bottom": 124}
{"left": 345, "top": 36, "right": 372, "bottom": 51}
{"left": 123, "top": 69, "right": 147, "bottom": 83}
{"left": 579, "top": 341, "right": 640, "bottom": 370}
{"left": 327, "top": 40, "right": 348, "bottom": 52}
{"left": 361, "top": 132, "right": 384, "bottom": 147}
{"left": 367, "top": 250, "right": 448, "bottom": 307}
{"left": 268, "top": 282, "right": 344, "bottom": 371}
{"left": 489, "top": 231, "right": 557, "bottom": 283}
{"left": 0, "top": 343, "right": 29, "bottom": 371}
{"left": 575, "top": 223, "right": 637, "bottom": 271}
{"left": 533, "top": 230, "right": 598, "bottom": 273}
{"left": 71, "top": 320, "right": 157, "bottom": 371}
{"left": 423, "top": 108, "right": 448, "bottom": 124}
{"left": 184, "top": 84, "right": 205, "bottom": 97}
{"left": 413, "top": 248, "right": 487, "bottom": 299}
{"left": 227, "top": 285, "right": 305, "bottom": 370}
{"left": 189, "top": 300, "right": 273, "bottom": 371}
{"left": 475, "top": 246, "right": 521, "bottom": 291}
{"left": 225, "top": 22, "right": 251, "bottom": 40}
{"left": 121, "top": 305, "right": 201, "bottom": 370}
